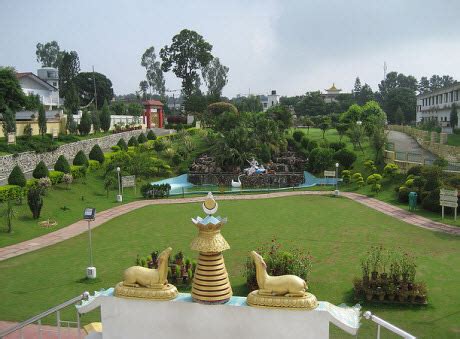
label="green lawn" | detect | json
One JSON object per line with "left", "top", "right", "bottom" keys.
{"left": 447, "top": 133, "right": 460, "bottom": 147}
{"left": 0, "top": 196, "right": 458, "bottom": 338}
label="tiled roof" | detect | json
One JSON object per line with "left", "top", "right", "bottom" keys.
{"left": 143, "top": 99, "right": 164, "bottom": 106}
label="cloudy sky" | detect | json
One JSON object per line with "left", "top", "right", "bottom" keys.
{"left": 1, "top": 0, "right": 459, "bottom": 97}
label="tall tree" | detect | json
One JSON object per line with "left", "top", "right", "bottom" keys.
{"left": 38, "top": 104, "right": 47, "bottom": 137}
{"left": 160, "top": 29, "right": 213, "bottom": 99}
{"left": 64, "top": 82, "right": 80, "bottom": 115}
{"left": 353, "top": 77, "right": 362, "bottom": 98}
{"left": 139, "top": 80, "right": 149, "bottom": 99}
{"left": 0, "top": 67, "right": 26, "bottom": 112}
{"left": 35, "top": 41, "right": 62, "bottom": 68}
{"left": 78, "top": 110, "right": 92, "bottom": 135}
{"left": 202, "top": 57, "right": 229, "bottom": 100}
{"left": 58, "top": 51, "right": 80, "bottom": 97}
{"left": 357, "top": 84, "right": 374, "bottom": 105}
{"left": 232, "top": 95, "right": 263, "bottom": 113}
{"left": 91, "top": 109, "right": 101, "bottom": 133}
{"left": 378, "top": 71, "right": 417, "bottom": 101}
{"left": 1, "top": 107, "right": 16, "bottom": 136}
{"left": 141, "top": 46, "right": 166, "bottom": 97}
{"left": 450, "top": 103, "right": 458, "bottom": 129}
{"left": 295, "top": 91, "right": 326, "bottom": 116}
{"left": 100, "top": 100, "right": 111, "bottom": 132}
{"left": 73, "top": 72, "right": 113, "bottom": 109}
{"left": 418, "top": 76, "right": 430, "bottom": 94}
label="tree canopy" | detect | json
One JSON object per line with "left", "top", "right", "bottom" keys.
{"left": 0, "top": 67, "right": 26, "bottom": 112}
{"left": 35, "top": 41, "right": 61, "bottom": 68}
{"left": 141, "top": 46, "right": 165, "bottom": 97}
{"left": 73, "top": 72, "right": 114, "bottom": 109}
{"left": 202, "top": 57, "right": 229, "bottom": 100}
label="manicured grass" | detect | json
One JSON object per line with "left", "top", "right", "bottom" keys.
{"left": 0, "top": 169, "right": 155, "bottom": 248}
{"left": 447, "top": 133, "right": 460, "bottom": 147}
{"left": 0, "top": 196, "right": 458, "bottom": 338}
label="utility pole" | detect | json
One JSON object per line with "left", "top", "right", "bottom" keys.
{"left": 92, "top": 66, "right": 98, "bottom": 109}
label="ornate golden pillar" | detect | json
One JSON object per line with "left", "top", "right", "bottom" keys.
{"left": 191, "top": 193, "right": 232, "bottom": 304}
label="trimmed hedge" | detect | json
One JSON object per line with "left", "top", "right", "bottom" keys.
{"left": 137, "top": 133, "right": 148, "bottom": 144}
{"left": 8, "top": 165, "right": 26, "bottom": 187}
{"left": 49, "top": 170, "right": 64, "bottom": 185}
{"left": 88, "top": 160, "right": 101, "bottom": 171}
{"left": 33, "top": 161, "right": 49, "bottom": 179}
{"left": 117, "top": 138, "right": 128, "bottom": 151}
{"left": 54, "top": 155, "right": 71, "bottom": 174}
{"left": 89, "top": 144, "right": 105, "bottom": 164}
{"left": 73, "top": 150, "right": 89, "bottom": 167}
{"left": 147, "top": 130, "right": 157, "bottom": 140}
{"left": 71, "top": 165, "right": 87, "bottom": 179}
{"left": 128, "top": 136, "right": 139, "bottom": 147}
{"left": 0, "top": 185, "right": 23, "bottom": 202}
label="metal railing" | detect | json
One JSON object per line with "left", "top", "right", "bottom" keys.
{"left": 363, "top": 311, "right": 416, "bottom": 339}
{"left": 0, "top": 291, "right": 89, "bottom": 339}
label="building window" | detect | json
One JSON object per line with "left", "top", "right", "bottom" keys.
{"left": 455, "top": 90, "right": 459, "bottom": 101}
{"left": 440, "top": 95, "right": 443, "bottom": 104}
{"left": 436, "top": 96, "right": 438, "bottom": 104}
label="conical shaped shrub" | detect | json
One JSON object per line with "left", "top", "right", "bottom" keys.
{"left": 89, "top": 144, "right": 105, "bottom": 164}
{"left": 137, "top": 133, "right": 148, "bottom": 144}
{"left": 54, "top": 155, "right": 71, "bottom": 173}
{"left": 117, "top": 138, "right": 128, "bottom": 151}
{"left": 147, "top": 130, "right": 157, "bottom": 140}
{"left": 8, "top": 165, "right": 26, "bottom": 187}
{"left": 128, "top": 136, "right": 139, "bottom": 147}
{"left": 73, "top": 150, "right": 89, "bottom": 167}
{"left": 33, "top": 161, "right": 49, "bottom": 179}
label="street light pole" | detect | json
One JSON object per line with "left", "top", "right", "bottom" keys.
{"left": 335, "top": 162, "right": 339, "bottom": 196}
{"left": 116, "top": 167, "right": 122, "bottom": 202}
{"left": 87, "top": 219, "right": 93, "bottom": 267}
{"left": 83, "top": 208, "right": 97, "bottom": 279}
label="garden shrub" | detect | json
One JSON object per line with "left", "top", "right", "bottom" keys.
{"left": 137, "top": 133, "right": 148, "bottom": 144}
{"left": 421, "top": 189, "right": 441, "bottom": 212}
{"left": 0, "top": 185, "right": 22, "bottom": 202}
{"left": 259, "top": 144, "right": 272, "bottom": 163}
{"left": 38, "top": 177, "right": 52, "bottom": 190}
{"left": 333, "top": 149, "right": 357, "bottom": 169}
{"left": 292, "top": 130, "right": 304, "bottom": 142}
{"left": 153, "top": 139, "right": 166, "bottom": 152}
{"left": 33, "top": 161, "right": 49, "bottom": 179}
{"left": 8, "top": 165, "right": 26, "bottom": 187}
{"left": 88, "top": 160, "right": 101, "bottom": 171}
{"left": 329, "top": 141, "right": 346, "bottom": 152}
{"left": 398, "top": 186, "right": 410, "bottom": 203}
{"left": 300, "top": 136, "right": 310, "bottom": 150}
{"left": 54, "top": 155, "right": 71, "bottom": 174}
{"left": 364, "top": 159, "right": 377, "bottom": 173}
{"left": 111, "top": 145, "right": 121, "bottom": 152}
{"left": 128, "top": 136, "right": 139, "bottom": 147}
{"left": 73, "top": 150, "right": 89, "bottom": 167}
{"left": 421, "top": 166, "right": 442, "bottom": 191}
{"left": 141, "top": 183, "right": 171, "bottom": 199}
{"left": 367, "top": 174, "right": 383, "bottom": 193}
{"left": 89, "top": 144, "right": 105, "bottom": 164}
{"left": 306, "top": 140, "right": 318, "bottom": 152}
{"left": 341, "top": 170, "right": 352, "bottom": 183}
{"left": 62, "top": 173, "right": 73, "bottom": 188}
{"left": 147, "top": 130, "right": 157, "bottom": 140}
{"left": 27, "top": 187, "right": 44, "bottom": 219}
{"left": 71, "top": 165, "right": 87, "bottom": 179}
{"left": 26, "top": 179, "right": 38, "bottom": 189}
{"left": 117, "top": 138, "right": 128, "bottom": 151}
{"left": 48, "top": 170, "right": 64, "bottom": 185}
{"left": 308, "top": 148, "right": 334, "bottom": 173}
{"left": 207, "top": 102, "right": 238, "bottom": 116}
{"left": 352, "top": 173, "right": 364, "bottom": 186}
{"left": 384, "top": 163, "right": 399, "bottom": 178}
{"left": 407, "top": 165, "right": 423, "bottom": 177}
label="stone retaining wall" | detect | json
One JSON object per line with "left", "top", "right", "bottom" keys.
{"left": 0, "top": 128, "right": 171, "bottom": 180}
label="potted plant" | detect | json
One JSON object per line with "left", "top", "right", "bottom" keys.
{"left": 353, "top": 278, "right": 363, "bottom": 299}
{"left": 168, "top": 267, "right": 173, "bottom": 282}
{"left": 365, "top": 287, "right": 373, "bottom": 301}
{"left": 386, "top": 282, "right": 396, "bottom": 301}
{"left": 369, "top": 246, "right": 381, "bottom": 281}
{"left": 398, "top": 287, "right": 408, "bottom": 302}
{"left": 187, "top": 268, "right": 193, "bottom": 281}
{"left": 416, "top": 282, "right": 427, "bottom": 304}
{"left": 361, "top": 257, "right": 370, "bottom": 287}
{"left": 185, "top": 258, "right": 191, "bottom": 271}
{"left": 174, "top": 251, "right": 184, "bottom": 265}
{"left": 380, "top": 250, "right": 389, "bottom": 281}
{"left": 175, "top": 265, "right": 181, "bottom": 283}
{"left": 376, "top": 286, "right": 385, "bottom": 301}
{"left": 408, "top": 288, "right": 417, "bottom": 303}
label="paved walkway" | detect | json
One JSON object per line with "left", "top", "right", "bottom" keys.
{"left": 387, "top": 130, "right": 437, "bottom": 160}
{"left": 0, "top": 191, "right": 459, "bottom": 262}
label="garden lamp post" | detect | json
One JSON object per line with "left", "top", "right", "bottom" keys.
{"left": 83, "top": 208, "right": 96, "bottom": 279}
{"left": 116, "top": 167, "right": 123, "bottom": 202}
{"left": 335, "top": 162, "right": 339, "bottom": 196}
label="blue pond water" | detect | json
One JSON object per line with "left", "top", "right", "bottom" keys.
{"left": 152, "top": 172, "right": 340, "bottom": 196}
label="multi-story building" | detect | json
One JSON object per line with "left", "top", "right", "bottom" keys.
{"left": 260, "top": 90, "right": 280, "bottom": 111}
{"left": 16, "top": 68, "right": 62, "bottom": 109}
{"left": 416, "top": 83, "right": 460, "bottom": 132}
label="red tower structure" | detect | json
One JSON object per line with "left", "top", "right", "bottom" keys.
{"left": 143, "top": 100, "right": 164, "bottom": 128}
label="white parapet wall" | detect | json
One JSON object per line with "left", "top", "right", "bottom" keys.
{"left": 77, "top": 289, "right": 360, "bottom": 339}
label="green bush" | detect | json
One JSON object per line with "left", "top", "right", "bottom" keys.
{"left": 73, "top": 151, "right": 89, "bottom": 167}
{"left": 384, "top": 163, "right": 399, "bottom": 178}
{"left": 407, "top": 165, "right": 423, "bottom": 177}
{"left": 307, "top": 140, "right": 318, "bottom": 152}
{"left": 48, "top": 170, "right": 64, "bottom": 185}
{"left": 398, "top": 186, "right": 410, "bottom": 203}
{"left": 137, "top": 133, "right": 148, "bottom": 144}
{"left": 421, "top": 189, "right": 441, "bottom": 212}
{"left": 128, "top": 136, "right": 139, "bottom": 147}
{"left": 300, "top": 136, "right": 310, "bottom": 150}
{"left": 333, "top": 149, "right": 357, "bottom": 169}
{"left": 329, "top": 141, "right": 346, "bottom": 152}
{"left": 308, "top": 148, "right": 334, "bottom": 173}
{"left": 26, "top": 179, "right": 38, "bottom": 189}
{"left": 153, "top": 139, "right": 166, "bottom": 152}
{"left": 70, "top": 165, "right": 87, "bottom": 179}
{"left": 88, "top": 160, "right": 100, "bottom": 171}
{"left": 54, "top": 155, "right": 71, "bottom": 174}
{"left": 117, "top": 138, "right": 128, "bottom": 151}
{"left": 141, "top": 183, "right": 171, "bottom": 199}
{"left": 8, "top": 165, "right": 26, "bottom": 187}
{"left": 0, "top": 185, "right": 23, "bottom": 202}
{"left": 292, "top": 130, "right": 304, "bottom": 142}
{"left": 259, "top": 144, "right": 271, "bottom": 163}
{"left": 111, "top": 145, "right": 121, "bottom": 152}
{"left": 207, "top": 102, "right": 238, "bottom": 116}
{"left": 27, "top": 187, "right": 44, "bottom": 219}
{"left": 147, "top": 130, "right": 157, "bottom": 140}
{"left": 33, "top": 161, "right": 49, "bottom": 179}
{"left": 89, "top": 144, "right": 105, "bottom": 164}
{"left": 341, "top": 170, "right": 352, "bottom": 183}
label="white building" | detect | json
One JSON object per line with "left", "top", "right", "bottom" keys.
{"left": 416, "top": 83, "right": 460, "bottom": 132}
{"left": 260, "top": 90, "right": 280, "bottom": 111}
{"left": 16, "top": 68, "right": 62, "bottom": 109}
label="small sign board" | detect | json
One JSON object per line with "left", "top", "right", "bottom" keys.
{"left": 440, "top": 189, "right": 458, "bottom": 220}
{"left": 7, "top": 133, "right": 16, "bottom": 145}
{"left": 324, "top": 170, "right": 336, "bottom": 178}
{"left": 83, "top": 208, "right": 96, "bottom": 220}
{"left": 121, "top": 175, "right": 136, "bottom": 188}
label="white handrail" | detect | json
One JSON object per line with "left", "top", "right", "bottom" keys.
{"left": 363, "top": 311, "right": 416, "bottom": 339}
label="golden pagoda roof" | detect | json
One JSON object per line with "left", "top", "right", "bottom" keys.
{"left": 326, "top": 83, "right": 342, "bottom": 92}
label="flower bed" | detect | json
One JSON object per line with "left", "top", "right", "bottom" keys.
{"left": 353, "top": 246, "right": 427, "bottom": 305}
